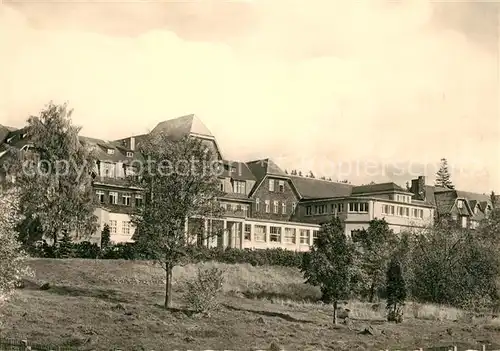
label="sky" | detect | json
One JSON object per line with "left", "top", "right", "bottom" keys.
{"left": 0, "top": 0, "right": 499, "bottom": 193}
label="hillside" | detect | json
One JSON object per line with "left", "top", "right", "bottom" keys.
{"left": 1, "top": 259, "right": 500, "bottom": 350}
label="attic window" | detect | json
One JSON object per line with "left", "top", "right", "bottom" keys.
{"left": 20, "top": 133, "right": 27, "bottom": 139}
{"left": 6, "top": 136, "right": 14, "bottom": 143}
{"left": 126, "top": 152, "right": 133, "bottom": 158}
{"left": 474, "top": 207, "right": 478, "bottom": 214}
{"left": 457, "top": 200, "right": 463, "bottom": 209}
{"left": 107, "top": 149, "right": 115, "bottom": 155}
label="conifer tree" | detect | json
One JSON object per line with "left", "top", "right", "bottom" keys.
{"left": 435, "top": 158, "right": 454, "bottom": 189}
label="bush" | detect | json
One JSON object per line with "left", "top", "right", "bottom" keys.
{"left": 73, "top": 241, "right": 100, "bottom": 259}
{"left": 183, "top": 266, "right": 225, "bottom": 314}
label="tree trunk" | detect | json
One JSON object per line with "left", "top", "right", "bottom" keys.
{"left": 333, "top": 300, "right": 338, "bottom": 325}
{"left": 164, "top": 263, "right": 173, "bottom": 309}
{"left": 368, "top": 282, "right": 375, "bottom": 303}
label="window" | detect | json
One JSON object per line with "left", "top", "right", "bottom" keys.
{"left": 109, "top": 192, "right": 118, "bottom": 205}
{"left": 383, "top": 205, "right": 395, "bottom": 215}
{"left": 122, "top": 193, "right": 131, "bottom": 206}
{"left": 233, "top": 180, "right": 246, "bottom": 194}
{"left": 243, "top": 205, "right": 249, "bottom": 217}
{"left": 273, "top": 201, "right": 279, "bottom": 214}
{"left": 284, "top": 228, "right": 296, "bottom": 244}
{"left": 281, "top": 202, "right": 286, "bottom": 214}
{"left": 220, "top": 181, "right": 225, "bottom": 192}
{"left": 418, "top": 209, "right": 423, "bottom": 218}
{"left": 306, "top": 206, "right": 312, "bottom": 215}
{"left": 265, "top": 200, "right": 270, "bottom": 213}
{"left": 122, "top": 221, "right": 130, "bottom": 235}
{"left": 255, "top": 198, "right": 260, "bottom": 212}
{"left": 244, "top": 224, "right": 252, "bottom": 241}
{"left": 102, "top": 162, "right": 116, "bottom": 178}
{"left": 312, "top": 230, "right": 319, "bottom": 245}
{"left": 349, "top": 202, "right": 368, "bottom": 213}
{"left": 96, "top": 190, "right": 105, "bottom": 203}
{"left": 269, "top": 179, "right": 275, "bottom": 192}
{"left": 236, "top": 204, "right": 242, "bottom": 213}
{"left": 315, "top": 204, "right": 327, "bottom": 215}
{"left": 126, "top": 152, "right": 133, "bottom": 158}
{"left": 404, "top": 207, "right": 409, "bottom": 217}
{"left": 226, "top": 204, "right": 232, "bottom": 211}
{"left": 457, "top": 200, "right": 463, "bottom": 209}
{"left": 278, "top": 180, "right": 285, "bottom": 192}
{"left": 107, "top": 148, "right": 115, "bottom": 155}
{"left": 338, "top": 203, "right": 344, "bottom": 212}
{"left": 461, "top": 216, "right": 467, "bottom": 228}
{"left": 331, "top": 203, "right": 337, "bottom": 213}
{"left": 292, "top": 202, "right": 297, "bottom": 214}
{"left": 254, "top": 225, "right": 266, "bottom": 242}
{"left": 135, "top": 194, "right": 143, "bottom": 207}
{"left": 299, "top": 229, "right": 310, "bottom": 244}
{"left": 474, "top": 206, "right": 478, "bottom": 214}
{"left": 269, "top": 226, "right": 281, "bottom": 242}
{"left": 109, "top": 220, "right": 117, "bottom": 233}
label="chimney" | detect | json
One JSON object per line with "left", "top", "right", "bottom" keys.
{"left": 410, "top": 176, "right": 426, "bottom": 201}
{"left": 130, "top": 137, "right": 135, "bottom": 151}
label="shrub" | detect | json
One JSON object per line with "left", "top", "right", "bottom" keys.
{"left": 386, "top": 257, "right": 406, "bottom": 323}
{"left": 183, "top": 266, "right": 225, "bottom": 314}
{"left": 73, "top": 241, "right": 100, "bottom": 259}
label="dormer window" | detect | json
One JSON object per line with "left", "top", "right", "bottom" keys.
{"left": 20, "top": 133, "right": 27, "bottom": 139}
{"left": 6, "top": 136, "right": 14, "bottom": 143}
{"left": 457, "top": 200, "right": 463, "bottom": 209}
{"left": 126, "top": 151, "right": 133, "bottom": 158}
{"left": 107, "top": 149, "right": 115, "bottom": 155}
{"left": 474, "top": 206, "right": 478, "bottom": 214}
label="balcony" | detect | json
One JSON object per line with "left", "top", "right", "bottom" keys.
{"left": 221, "top": 208, "right": 248, "bottom": 219}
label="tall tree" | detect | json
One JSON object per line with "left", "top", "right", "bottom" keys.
{"left": 8, "top": 102, "right": 98, "bottom": 245}
{"left": 301, "top": 217, "right": 358, "bottom": 324}
{"left": 356, "top": 219, "right": 399, "bottom": 302}
{"left": 435, "top": 158, "right": 454, "bottom": 189}
{"left": 100, "top": 224, "right": 111, "bottom": 249}
{"left": 131, "top": 133, "right": 223, "bottom": 309}
{"left": 491, "top": 191, "right": 497, "bottom": 209}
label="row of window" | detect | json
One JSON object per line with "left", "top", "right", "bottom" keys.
{"left": 305, "top": 202, "right": 366, "bottom": 216}
{"left": 243, "top": 224, "right": 319, "bottom": 245}
{"left": 381, "top": 205, "right": 424, "bottom": 219}
{"left": 221, "top": 203, "right": 250, "bottom": 216}
{"left": 394, "top": 195, "right": 411, "bottom": 203}
{"left": 107, "top": 220, "right": 131, "bottom": 235}
{"left": 220, "top": 180, "right": 246, "bottom": 194}
{"left": 255, "top": 199, "right": 297, "bottom": 215}
{"left": 105, "top": 148, "right": 134, "bottom": 158}
{"left": 269, "top": 179, "right": 285, "bottom": 192}
{"left": 96, "top": 190, "right": 143, "bottom": 207}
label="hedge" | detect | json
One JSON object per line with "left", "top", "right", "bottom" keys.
{"left": 28, "top": 241, "right": 307, "bottom": 268}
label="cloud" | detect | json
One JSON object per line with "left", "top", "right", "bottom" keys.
{"left": 0, "top": 1, "right": 498, "bottom": 192}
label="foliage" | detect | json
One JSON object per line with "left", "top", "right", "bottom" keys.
{"left": 0, "top": 187, "right": 33, "bottom": 304}
{"left": 182, "top": 266, "right": 225, "bottom": 314}
{"left": 355, "top": 219, "right": 399, "bottom": 302}
{"left": 7, "top": 102, "right": 98, "bottom": 245}
{"left": 409, "top": 223, "right": 500, "bottom": 310}
{"left": 301, "top": 217, "right": 359, "bottom": 308}
{"left": 386, "top": 257, "right": 406, "bottom": 323}
{"left": 435, "top": 158, "right": 454, "bottom": 189}
{"left": 55, "top": 231, "right": 74, "bottom": 258}
{"left": 100, "top": 224, "right": 111, "bottom": 249}
{"left": 130, "top": 133, "right": 223, "bottom": 308}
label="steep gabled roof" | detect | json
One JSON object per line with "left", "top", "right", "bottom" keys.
{"left": 352, "top": 182, "right": 409, "bottom": 195}
{"left": 246, "top": 158, "right": 286, "bottom": 181}
{"left": 289, "top": 175, "right": 353, "bottom": 200}
{"left": 79, "top": 136, "right": 143, "bottom": 164}
{"left": 151, "top": 114, "right": 214, "bottom": 139}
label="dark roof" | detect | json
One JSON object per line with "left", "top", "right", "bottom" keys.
{"left": 289, "top": 175, "right": 353, "bottom": 200}
{"left": 220, "top": 160, "right": 256, "bottom": 181}
{"left": 352, "top": 182, "right": 408, "bottom": 195}
{"left": 433, "top": 190, "right": 457, "bottom": 215}
{"left": 246, "top": 158, "right": 286, "bottom": 181}
{"left": 79, "top": 136, "right": 144, "bottom": 164}
{"left": 424, "top": 185, "right": 437, "bottom": 206}
{"left": 151, "top": 114, "right": 214, "bottom": 139}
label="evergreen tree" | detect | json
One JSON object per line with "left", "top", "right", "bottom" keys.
{"left": 386, "top": 257, "right": 406, "bottom": 323}
{"left": 56, "top": 230, "right": 74, "bottom": 258}
{"left": 491, "top": 191, "right": 497, "bottom": 209}
{"left": 100, "top": 224, "right": 111, "bottom": 249}
{"left": 435, "top": 158, "right": 454, "bottom": 189}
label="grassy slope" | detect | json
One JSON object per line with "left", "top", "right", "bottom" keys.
{"left": 1, "top": 259, "right": 500, "bottom": 350}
